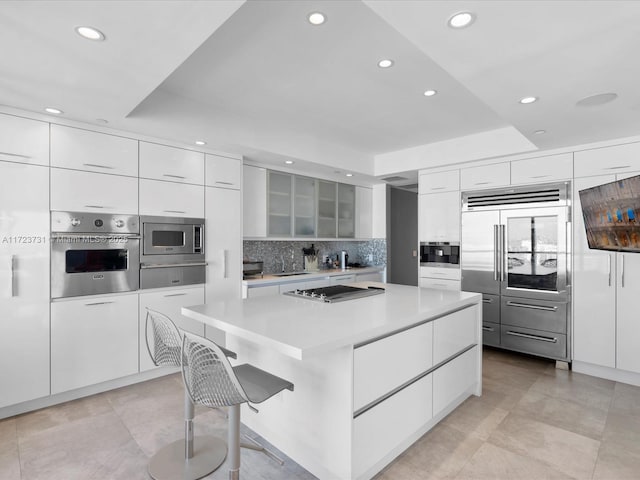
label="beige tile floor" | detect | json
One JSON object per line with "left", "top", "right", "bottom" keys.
{"left": 1, "top": 348, "right": 639, "bottom": 480}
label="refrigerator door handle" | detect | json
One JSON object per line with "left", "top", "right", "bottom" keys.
{"left": 493, "top": 225, "right": 499, "bottom": 281}
{"left": 500, "top": 224, "right": 506, "bottom": 282}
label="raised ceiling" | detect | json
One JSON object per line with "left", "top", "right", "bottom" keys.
{"left": 1, "top": 0, "right": 639, "bottom": 183}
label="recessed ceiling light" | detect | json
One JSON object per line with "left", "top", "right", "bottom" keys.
{"left": 448, "top": 12, "right": 476, "bottom": 29}
{"left": 75, "top": 26, "right": 105, "bottom": 41}
{"left": 44, "top": 107, "right": 63, "bottom": 114}
{"left": 195, "top": 140, "right": 206, "bottom": 146}
{"left": 534, "top": 129, "right": 546, "bottom": 135}
{"left": 576, "top": 92, "right": 618, "bottom": 107}
{"left": 308, "top": 12, "right": 326, "bottom": 25}
{"left": 345, "top": 173, "right": 353, "bottom": 177}
{"left": 285, "top": 160, "right": 294, "bottom": 165}
{"left": 378, "top": 59, "right": 394, "bottom": 68}
{"left": 423, "top": 89, "right": 437, "bottom": 97}
{"left": 519, "top": 96, "right": 538, "bottom": 104}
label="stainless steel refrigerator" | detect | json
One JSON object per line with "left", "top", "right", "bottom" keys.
{"left": 461, "top": 182, "right": 571, "bottom": 362}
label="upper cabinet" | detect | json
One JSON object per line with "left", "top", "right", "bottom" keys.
{"left": 294, "top": 175, "right": 317, "bottom": 237}
{"left": 50, "top": 125, "right": 138, "bottom": 177}
{"left": 338, "top": 183, "right": 356, "bottom": 238}
{"left": 0, "top": 114, "right": 49, "bottom": 166}
{"left": 243, "top": 165, "right": 267, "bottom": 237}
{"left": 206, "top": 154, "right": 241, "bottom": 190}
{"left": 268, "top": 171, "right": 293, "bottom": 236}
{"left": 139, "top": 141, "right": 204, "bottom": 185}
{"left": 139, "top": 178, "right": 204, "bottom": 218}
{"left": 460, "top": 163, "right": 510, "bottom": 190}
{"left": 317, "top": 180, "right": 337, "bottom": 238}
{"left": 511, "top": 153, "right": 573, "bottom": 185}
{"left": 574, "top": 142, "right": 640, "bottom": 178}
{"left": 356, "top": 186, "right": 373, "bottom": 239}
{"left": 419, "top": 170, "right": 459, "bottom": 194}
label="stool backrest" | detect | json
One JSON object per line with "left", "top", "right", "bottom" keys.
{"left": 181, "top": 332, "right": 248, "bottom": 408}
{"left": 145, "top": 308, "right": 183, "bottom": 368}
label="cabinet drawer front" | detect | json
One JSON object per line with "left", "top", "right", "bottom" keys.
{"left": 139, "top": 179, "right": 204, "bottom": 217}
{"left": 140, "top": 142, "right": 204, "bottom": 185}
{"left": 354, "top": 321, "right": 433, "bottom": 412}
{"left": 419, "top": 170, "right": 459, "bottom": 193}
{"left": 353, "top": 373, "right": 432, "bottom": 478}
{"left": 433, "top": 346, "right": 477, "bottom": 416}
{"left": 511, "top": 153, "right": 573, "bottom": 184}
{"left": 460, "top": 163, "right": 510, "bottom": 190}
{"left": 482, "top": 294, "right": 500, "bottom": 324}
{"left": 482, "top": 322, "right": 500, "bottom": 347}
{"left": 420, "top": 266, "right": 461, "bottom": 280}
{"left": 0, "top": 114, "right": 49, "bottom": 166}
{"left": 51, "top": 294, "right": 139, "bottom": 394}
{"left": 50, "top": 168, "right": 138, "bottom": 214}
{"left": 500, "top": 325, "right": 567, "bottom": 360}
{"left": 419, "top": 277, "right": 461, "bottom": 291}
{"left": 51, "top": 125, "right": 138, "bottom": 176}
{"left": 206, "top": 154, "right": 241, "bottom": 189}
{"left": 501, "top": 296, "right": 567, "bottom": 334}
{"left": 574, "top": 142, "right": 640, "bottom": 178}
{"left": 433, "top": 305, "right": 478, "bottom": 365}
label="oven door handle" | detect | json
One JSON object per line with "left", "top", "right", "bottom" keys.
{"left": 140, "top": 262, "right": 207, "bottom": 269}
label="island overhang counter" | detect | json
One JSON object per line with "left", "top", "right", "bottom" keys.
{"left": 182, "top": 283, "right": 482, "bottom": 480}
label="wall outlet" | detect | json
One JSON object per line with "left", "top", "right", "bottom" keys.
{"left": 367, "top": 254, "right": 373, "bottom": 263}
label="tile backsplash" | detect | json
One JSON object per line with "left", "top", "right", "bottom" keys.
{"left": 243, "top": 239, "right": 386, "bottom": 274}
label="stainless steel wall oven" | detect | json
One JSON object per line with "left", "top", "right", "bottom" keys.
{"left": 461, "top": 182, "right": 571, "bottom": 362}
{"left": 51, "top": 211, "right": 140, "bottom": 298}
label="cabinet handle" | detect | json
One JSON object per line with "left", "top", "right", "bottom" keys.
{"left": 164, "top": 210, "right": 186, "bottom": 214}
{"left": 141, "top": 262, "right": 207, "bottom": 269}
{"left": 84, "top": 205, "right": 108, "bottom": 209}
{"left": 83, "top": 163, "right": 114, "bottom": 170}
{"left": 475, "top": 181, "right": 490, "bottom": 185}
{"left": 482, "top": 298, "right": 493, "bottom": 304}
{"left": 608, "top": 254, "right": 612, "bottom": 287}
{"left": 482, "top": 326, "right": 494, "bottom": 332}
{"left": 222, "top": 249, "right": 228, "bottom": 279}
{"left": 84, "top": 301, "right": 115, "bottom": 306}
{"left": 430, "top": 186, "right": 446, "bottom": 191}
{"left": 531, "top": 175, "right": 551, "bottom": 179}
{"left": 163, "top": 174, "right": 186, "bottom": 179}
{"left": 505, "top": 330, "right": 558, "bottom": 343}
{"left": 0, "top": 152, "right": 30, "bottom": 159}
{"left": 605, "top": 165, "right": 630, "bottom": 170}
{"left": 506, "top": 301, "right": 558, "bottom": 312}
{"left": 215, "top": 181, "right": 234, "bottom": 186}
{"left": 621, "top": 254, "right": 625, "bottom": 288}
{"left": 163, "top": 292, "right": 187, "bottom": 297}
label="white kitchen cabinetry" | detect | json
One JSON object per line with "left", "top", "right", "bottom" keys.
{"left": 0, "top": 161, "right": 50, "bottom": 408}
{"left": 460, "top": 163, "right": 510, "bottom": 190}
{"left": 51, "top": 294, "right": 138, "bottom": 394}
{"left": 139, "top": 178, "right": 204, "bottom": 218}
{"left": 317, "top": 180, "right": 337, "bottom": 238}
{"left": 617, "top": 253, "right": 640, "bottom": 373}
{"left": 330, "top": 274, "right": 355, "bottom": 284}
{"left": 433, "top": 347, "right": 477, "bottom": 416}
{"left": 511, "top": 153, "right": 573, "bottom": 185}
{"left": 355, "top": 271, "right": 383, "bottom": 282}
{"left": 0, "top": 114, "right": 49, "bottom": 166}
{"left": 419, "top": 191, "right": 460, "bottom": 242}
{"left": 419, "top": 169, "right": 459, "bottom": 194}
{"left": 338, "top": 183, "right": 356, "bottom": 238}
{"left": 294, "top": 175, "right": 316, "bottom": 237}
{"left": 419, "top": 277, "right": 461, "bottom": 291}
{"left": 50, "top": 124, "right": 138, "bottom": 177}
{"left": 50, "top": 168, "right": 138, "bottom": 214}
{"left": 139, "top": 142, "right": 204, "bottom": 185}
{"left": 243, "top": 165, "right": 267, "bottom": 238}
{"left": 268, "top": 171, "right": 293, "bottom": 236}
{"left": 206, "top": 154, "right": 241, "bottom": 190}
{"left": 574, "top": 142, "right": 640, "bottom": 178}
{"left": 356, "top": 186, "right": 373, "bottom": 239}
{"left": 139, "top": 287, "right": 205, "bottom": 372}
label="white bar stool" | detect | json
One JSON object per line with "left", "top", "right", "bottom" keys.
{"left": 181, "top": 332, "right": 294, "bottom": 480}
{"left": 145, "top": 308, "right": 236, "bottom": 480}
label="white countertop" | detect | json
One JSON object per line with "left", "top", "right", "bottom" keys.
{"left": 242, "top": 265, "right": 385, "bottom": 287}
{"left": 182, "top": 283, "right": 481, "bottom": 360}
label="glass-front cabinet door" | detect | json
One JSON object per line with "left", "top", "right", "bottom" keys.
{"left": 294, "top": 175, "right": 316, "bottom": 237}
{"left": 268, "top": 171, "right": 292, "bottom": 236}
{"left": 338, "top": 183, "right": 355, "bottom": 238}
{"left": 500, "top": 206, "right": 569, "bottom": 300}
{"left": 317, "top": 180, "right": 337, "bottom": 238}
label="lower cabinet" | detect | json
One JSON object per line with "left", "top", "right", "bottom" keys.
{"left": 419, "top": 277, "right": 461, "bottom": 290}
{"left": 247, "top": 285, "right": 279, "bottom": 298}
{"left": 433, "top": 347, "right": 477, "bottom": 416}
{"left": 139, "top": 287, "right": 205, "bottom": 372}
{"left": 51, "top": 294, "right": 139, "bottom": 394}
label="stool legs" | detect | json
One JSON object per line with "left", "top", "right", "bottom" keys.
{"left": 228, "top": 404, "right": 241, "bottom": 480}
{"left": 185, "top": 390, "right": 194, "bottom": 458}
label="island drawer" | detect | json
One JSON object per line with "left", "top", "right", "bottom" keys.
{"left": 433, "top": 305, "right": 478, "bottom": 365}
{"left": 353, "top": 373, "right": 432, "bottom": 478}
{"left": 353, "top": 321, "right": 433, "bottom": 412}
{"left": 433, "top": 347, "right": 477, "bottom": 417}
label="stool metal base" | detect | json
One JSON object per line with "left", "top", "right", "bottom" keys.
{"left": 148, "top": 435, "right": 227, "bottom": 480}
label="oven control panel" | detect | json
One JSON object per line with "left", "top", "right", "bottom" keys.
{"left": 51, "top": 211, "right": 139, "bottom": 234}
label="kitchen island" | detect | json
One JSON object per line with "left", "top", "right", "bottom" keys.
{"left": 183, "top": 283, "right": 482, "bottom": 480}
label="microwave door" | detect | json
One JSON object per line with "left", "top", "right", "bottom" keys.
{"left": 143, "top": 223, "right": 193, "bottom": 255}
{"left": 461, "top": 210, "right": 500, "bottom": 295}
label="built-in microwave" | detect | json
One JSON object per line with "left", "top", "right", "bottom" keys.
{"left": 420, "top": 242, "right": 460, "bottom": 267}
{"left": 140, "top": 215, "right": 206, "bottom": 289}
